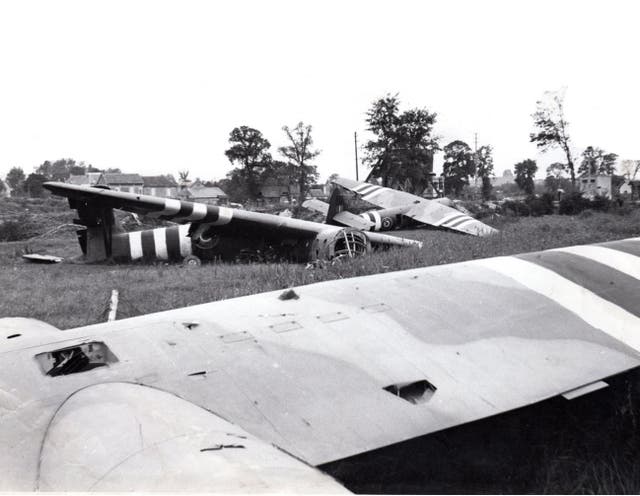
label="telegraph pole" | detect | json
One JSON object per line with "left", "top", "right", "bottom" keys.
{"left": 354, "top": 131, "right": 359, "bottom": 181}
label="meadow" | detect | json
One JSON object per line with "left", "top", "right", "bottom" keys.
{"left": 1, "top": 209, "right": 639, "bottom": 330}
{"left": 1, "top": 204, "right": 640, "bottom": 493}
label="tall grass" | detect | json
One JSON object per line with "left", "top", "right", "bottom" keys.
{"left": 1, "top": 211, "right": 639, "bottom": 329}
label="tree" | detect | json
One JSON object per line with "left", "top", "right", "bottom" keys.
{"left": 442, "top": 140, "right": 475, "bottom": 196}
{"left": 5, "top": 167, "right": 25, "bottom": 195}
{"left": 530, "top": 89, "right": 576, "bottom": 184}
{"left": 578, "top": 146, "right": 618, "bottom": 175}
{"left": 225, "top": 126, "right": 272, "bottom": 199}
{"left": 475, "top": 145, "right": 494, "bottom": 200}
{"left": 0, "top": 179, "right": 5, "bottom": 195}
{"left": 278, "top": 122, "right": 320, "bottom": 204}
{"left": 363, "top": 94, "right": 439, "bottom": 193}
{"left": 35, "top": 158, "right": 88, "bottom": 181}
{"left": 545, "top": 162, "right": 571, "bottom": 194}
{"left": 23, "top": 173, "right": 48, "bottom": 197}
{"left": 619, "top": 159, "right": 640, "bottom": 180}
{"left": 513, "top": 159, "right": 538, "bottom": 195}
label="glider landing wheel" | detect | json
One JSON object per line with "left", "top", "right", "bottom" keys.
{"left": 182, "top": 255, "right": 202, "bottom": 267}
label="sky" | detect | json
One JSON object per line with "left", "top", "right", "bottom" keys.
{"left": 0, "top": 0, "right": 638, "bottom": 183}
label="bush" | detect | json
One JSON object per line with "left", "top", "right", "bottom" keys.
{"left": 527, "top": 194, "right": 553, "bottom": 216}
{"left": 559, "top": 192, "right": 592, "bottom": 215}
{"left": 0, "top": 215, "right": 39, "bottom": 241}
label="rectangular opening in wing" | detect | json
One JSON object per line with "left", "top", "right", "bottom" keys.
{"left": 36, "top": 342, "right": 118, "bottom": 377}
{"left": 383, "top": 380, "right": 436, "bottom": 404}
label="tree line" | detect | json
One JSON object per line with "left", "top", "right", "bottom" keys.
{"left": 3, "top": 89, "right": 635, "bottom": 202}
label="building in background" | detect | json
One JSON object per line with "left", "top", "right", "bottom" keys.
{"left": 578, "top": 173, "right": 612, "bottom": 199}
{"left": 142, "top": 175, "right": 179, "bottom": 198}
{"left": 95, "top": 173, "right": 144, "bottom": 194}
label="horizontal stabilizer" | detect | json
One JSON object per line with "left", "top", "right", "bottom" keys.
{"left": 334, "top": 211, "right": 374, "bottom": 230}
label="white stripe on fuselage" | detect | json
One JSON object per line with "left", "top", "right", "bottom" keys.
{"left": 210, "top": 206, "right": 233, "bottom": 225}
{"left": 177, "top": 202, "right": 207, "bottom": 221}
{"left": 129, "top": 231, "right": 143, "bottom": 260}
{"left": 153, "top": 227, "right": 168, "bottom": 260}
{"left": 370, "top": 210, "right": 382, "bottom": 230}
{"left": 179, "top": 224, "right": 192, "bottom": 257}
{"left": 475, "top": 256, "right": 640, "bottom": 352}
{"left": 148, "top": 198, "right": 181, "bottom": 217}
{"left": 552, "top": 245, "right": 640, "bottom": 281}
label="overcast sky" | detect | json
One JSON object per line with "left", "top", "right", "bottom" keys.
{"left": 0, "top": 0, "right": 638, "bottom": 183}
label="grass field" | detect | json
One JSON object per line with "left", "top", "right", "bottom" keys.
{"left": 1, "top": 209, "right": 639, "bottom": 330}
{"left": 1, "top": 207, "right": 640, "bottom": 492}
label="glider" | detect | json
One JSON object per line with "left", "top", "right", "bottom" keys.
{"left": 42, "top": 182, "right": 421, "bottom": 264}
{"left": 309, "top": 177, "right": 498, "bottom": 236}
{"left": 1, "top": 237, "right": 639, "bottom": 491}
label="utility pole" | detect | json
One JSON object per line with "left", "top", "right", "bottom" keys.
{"left": 354, "top": 132, "right": 359, "bottom": 181}
{"left": 474, "top": 132, "right": 479, "bottom": 188}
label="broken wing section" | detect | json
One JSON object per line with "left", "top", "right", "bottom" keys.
{"left": 38, "top": 383, "right": 346, "bottom": 492}
{"left": 332, "top": 176, "right": 497, "bottom": 237}
{"left": 404, "top": 202, "right": 498, "bottom": 237}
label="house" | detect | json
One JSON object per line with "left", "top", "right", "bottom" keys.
{"left": 67, "top": 172, "right": 102, "bottom": 187}
{"left": 578, "top": 173, "right": 612, "bottom": 199}
{"left": 142, "top": 176, "right": 179, "bottom": 198}
{"left": 96, "top": 173, "right": 145, "bottom": 194}
{"left": 188, "top": 185, "right": 229, "bottom": 205}
{"left": 258, "top": 176, "right": 300, "bottom": 204}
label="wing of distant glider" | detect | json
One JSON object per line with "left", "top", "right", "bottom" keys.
{"left": 1, "top": 237, "right": 639, "bottom": 491}
{"left": 43, "top": 182, "right": 420, "bottom": 262}
{"left": 333, "top": 176, "right": 498, "bottom": 236}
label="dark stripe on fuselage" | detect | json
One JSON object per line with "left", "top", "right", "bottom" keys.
{"left": 166, "top": 226, "right": 182, "bottom": 260}
{"left": 517, "top": 250, "right": 640, "bottom": 318}
{"left": 111, "top": 233, "right": 131, "bottom": 261}
{"left": 600, "top": 239, "right": 640, "bottom": 258}
{"left": 169, "top": 202, "right": 194, "bottom": 220}
{"left": 141, "top": 230, "right": 157, "bottom": 260}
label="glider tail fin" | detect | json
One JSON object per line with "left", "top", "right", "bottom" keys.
{"left": 69, "top": 197, "right": 120, "bottom": 262}
{"left": 326, "top": 187, "right": 348, "bottom": 226}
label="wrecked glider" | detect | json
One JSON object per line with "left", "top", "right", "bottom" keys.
{"left": 304, "top": 176, "right": 497, "bottom": 236}
{"left": 43, "top": 182, "right": 421, "bottom": 264}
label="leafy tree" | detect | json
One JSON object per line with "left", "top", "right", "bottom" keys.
{"left": 35, "top": 158, "right": 89, "bottom": 181}
{"left": 216, "top": 169, "right": 251, "bottom": 203}
{"left": 442, "top": 140, "right": 475, "bottom": 196}
{"left": 0, "top": 179, "right": 5, "bottom": 195}
{"left": 545, "top": 162, "right": 571, "bottom": 194}
{"left": 578, "top": 146, "right": 618, "bottom": 175}
{"left": 5, "top": 167, "right": 25, "bottom": 195}
{"left": 23, "top": 173, "right": 48, "bottom": 197}
{"left": 475, "top": 145, "right": 494, "bottom": 200}
{"left": 513, "top": 159, "right": 538, "bottom": 195}
{"left": 278, "top": 122, "right": 320, "bottom": 204}
{"left": 225, "top": 126, "right": 273, "bottom": 199}
{"left": 530, "top": 89, "right": 576, "bottom": 184}
{"left": 364, "top": 94, "right": 439, "bottom": 193}
{"left": 619, "top": 159, "right": 640, "bottom": 180}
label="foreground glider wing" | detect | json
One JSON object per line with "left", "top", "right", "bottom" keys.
{"left": 333, "top": 176, "right": 497, "bottom": 236}
{"left": 2, "top": 238, "right": 640, "bottom": 490}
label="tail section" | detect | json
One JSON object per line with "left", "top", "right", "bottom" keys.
{"left": 326, "top": 187, "right": 349, "bottom": 225}
{"left": 68, "top": 196, "right": 120, "bottom": 262}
